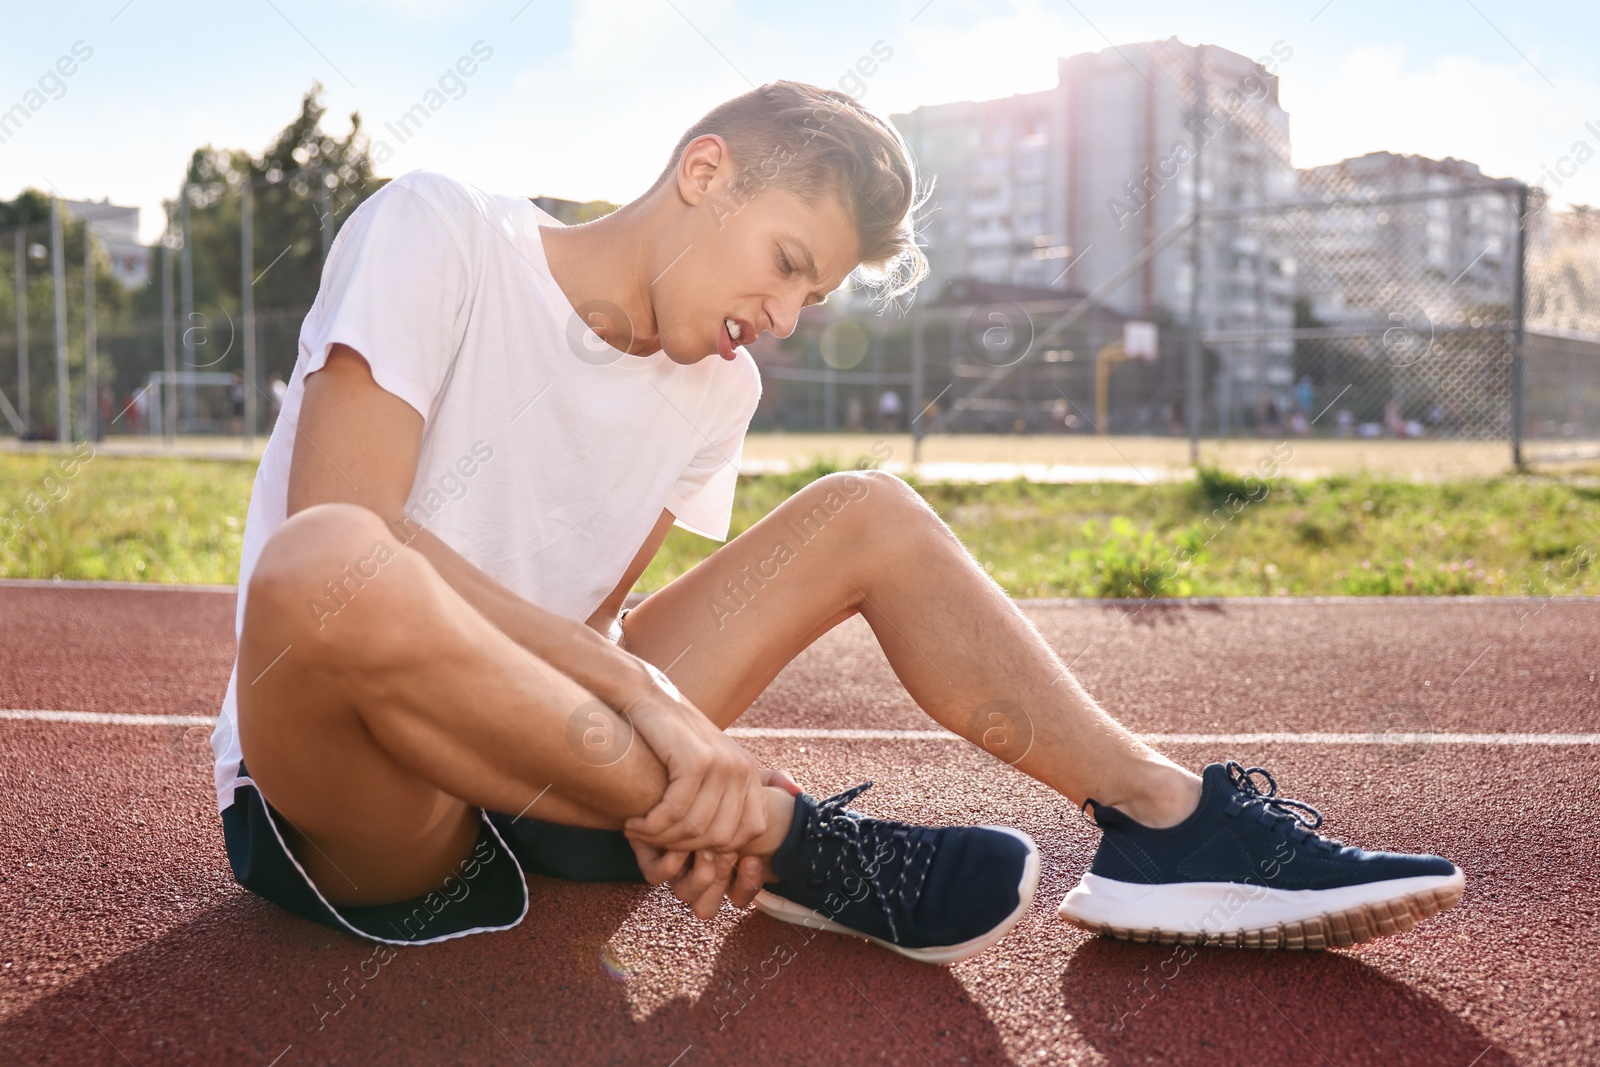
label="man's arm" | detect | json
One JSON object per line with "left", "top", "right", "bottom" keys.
{"left": 287, "top": 346, "right": 644, "bottom": 704}
{"left": 290, "top": 344, "right": 769, "bottom": 859}
{"left": 584, "top": 508, "right": 676, "bottom": 640}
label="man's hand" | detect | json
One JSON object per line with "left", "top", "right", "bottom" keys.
{"left": 630, "top": 768, "right": 802, "bottom": 920}
{"left": 619, "top": 670, "right": 770, "bottom": 855}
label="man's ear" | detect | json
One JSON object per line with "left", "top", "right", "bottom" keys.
{"left": 676, "top": 134, "right": 729, "bottom": 206}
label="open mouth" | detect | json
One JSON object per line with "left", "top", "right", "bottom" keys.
{"left": 718, "top": 316, "right": 754, "bottom": 360}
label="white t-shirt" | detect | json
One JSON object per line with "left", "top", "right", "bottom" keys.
{"left": 209, "top": 169, "right": 762, "bottom": 813}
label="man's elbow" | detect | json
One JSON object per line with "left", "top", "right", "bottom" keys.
{"left": 385, "top": 508, "right": 428, "bottom": 547}
{"left": 284, "top": 496, "right": 419, "bottom": 547}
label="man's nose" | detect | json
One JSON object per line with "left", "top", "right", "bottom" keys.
{"left": 765, "top": 297, "right": 802, "bottom": 339}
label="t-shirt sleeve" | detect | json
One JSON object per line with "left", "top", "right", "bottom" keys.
{"left": 298, "top": 173, "right": 474, "bottom": 421}
{"left": 664, "top": 356, "right": 762, "bottom": 541}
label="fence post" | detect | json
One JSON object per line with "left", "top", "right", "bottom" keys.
{"left": 162, "top": 201, "right": 176, "bottom": 443}
{"left": 84, "top": 221, "right": 97, "bottom": 441}
{"left": 242, "top": 180, "right": 257, "bottom": 446}
{"left": 825, "top": 351, "right": 838, "bottom": 431}
{"left": 51, "top": 197, "right": 69, "bottom": 443}
{"left": 1185, "top": 45, "right": 1204, "bottom": 466}
{"left": 911, "top": 308, "right": 925, "bottom": 465}
{"left": 319, "top": 179, "right": 334, "bottom": 265}
{"left": 14, "top": 229, "right": 27, "bottom": 434}
{"left": 1511, "top": 181, "right": 1528, "bottom": 470}
{"left": 179, "top": 187, "right": 195, "bottom": 433}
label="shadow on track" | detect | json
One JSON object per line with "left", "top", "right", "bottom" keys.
{"left": 1098, "top": 599, "right": 1228, "bottom": 627}
{"left": 1060, "top": 935, "right": 1508, "bottom": 1066}
{"left": 0, "top": 875, "right": 1005, "bottom": 1066}
{"left": 682, "top": 905, "right": 1010, "bottom": 1065}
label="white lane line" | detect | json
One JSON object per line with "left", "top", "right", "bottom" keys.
{"left": 4, "top": 711, "right": 1598, "bottom": 745}
{"left": 0, "top": 709, "right": 215, "bottom": 727}
{"left": 1135, "top": 732, "right": 1600, "bottom": 745}
{"left": 733, "top": 727, "right": 959, "bottom": 741}
{"left": 728, "top": 728, "right": 1600, "bottom": 745}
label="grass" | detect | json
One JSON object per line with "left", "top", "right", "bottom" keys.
{"left": 2, "top": 451, "right": 1597, "bottom": 599}
{"left": 643, "top": 458, "right": 1600, "bottom": 599}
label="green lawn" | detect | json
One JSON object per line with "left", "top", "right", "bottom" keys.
{"left": 2, "top": 451, "right": 1596, "bottom": 599}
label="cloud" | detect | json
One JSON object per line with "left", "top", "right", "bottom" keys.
{"left": 875, "top": 0, "right": 1089, "bottom": 114}
{"left": 420, "top": 0, "right": 1093, "bottom": 203}
{"left": 343, "top": 0, "right": 502, "bottom": 18}
{"left": 421, "top": 0, "right": 753, "bottom": 202}
{"left": 1286, "top": 42, "right": 1600, "bottom": 207}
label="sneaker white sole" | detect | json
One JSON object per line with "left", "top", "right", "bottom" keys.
{"left": 1057, "top": 868, "right": 1465, "bottom": 949}
{"left": 753, "top": 826, "right": 1041, "bottom": 965}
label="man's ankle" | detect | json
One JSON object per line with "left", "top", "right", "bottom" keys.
{"left": 1105, "top": 762, "right": 1203, "bottom": 829}
{"left": 746, "top": 787, "right": 798, "bottom": 859}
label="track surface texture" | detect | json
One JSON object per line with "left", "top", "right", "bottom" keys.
{"left": 1, "top": 581, "right": 1596, "bottom": 1066}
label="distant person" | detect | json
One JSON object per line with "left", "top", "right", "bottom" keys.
{"left": 269, "top": 374, "right": 288, "bottom": 426}
{"left": 229, "top": 370, "right": 247, "bottom": 435}
{"left": 210, "top": 81, "right": 1461, "bottom": 968}
{"left": 877, "top": 387, "right": 902, "bottom": 432}
{"left": 125, "top": 390, "right": 144, "bottom": 436}
{"left": 845, "top": 391, "right": 863, "bottom": 432}
{"left": 1262, "top": 393, "right": 1281, "bottom": 435}
{"left": 1336, "top": 408, "right": 1354, "bottom": 438}
{"left": 1295, "top": 374, "right": 1313, "bottom": 415}
{"left": 1384, "top": 398, "right": 1404, "bottom": 438}
{"left": 96, "top": 385, "right": 113, "bottom": 441}
{"left": 130, "top": 387, "right": 150, "bottom": 436}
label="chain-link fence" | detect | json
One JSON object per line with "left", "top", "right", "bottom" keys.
{"left": 761, "top": 37, "right": 1600, "bottom": 469}
{"left": 753, "top": 172, "right": 1592, "bottom": 465}
{"left": 1199, "top": 180, "right": 1525, "bottom": 444}
{"left": 0, "top": 153, "right": 362, "bottom": 444}
{"left": 1523, "top": 203, "right": 1600, "bottom": 455}
{"left": 4, "top": 57, "right": 1598, "bottom": 471}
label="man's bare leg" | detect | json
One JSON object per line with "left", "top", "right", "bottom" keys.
{"left": 236, "top": 503, "right": 793, "bottom": 907}
{"left": 619, "top": 470, "right": 1203, "bottom": 829}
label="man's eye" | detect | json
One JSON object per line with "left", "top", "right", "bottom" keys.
{"left": 777, "top": 250, "right": 792, "bottom": 274}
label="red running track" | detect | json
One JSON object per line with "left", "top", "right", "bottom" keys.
{"left": 1, "top": 581, "right": 1597, "bottom": 1065}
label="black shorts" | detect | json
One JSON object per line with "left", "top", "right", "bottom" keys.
{"left": 221, "top": 760, "right": 646, "bottom": 945}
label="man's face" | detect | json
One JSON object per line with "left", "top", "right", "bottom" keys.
{"left": 651, "top": 181, "right": 860, "bottom": 366}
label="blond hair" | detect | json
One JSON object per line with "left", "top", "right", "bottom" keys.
{"left": 652, "top": 80, "right": 929, "bottom": 307}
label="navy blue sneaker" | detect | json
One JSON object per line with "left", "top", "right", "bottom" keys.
{"left": 1058, "top": 761, "right": 1464, "bottom": 949}
{"left": 754, "top": 782, "right": 1040, "bottom": 964}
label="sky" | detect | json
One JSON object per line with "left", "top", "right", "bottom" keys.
{"left": 4, "top": 0, "right": 1599, "bottom": 244}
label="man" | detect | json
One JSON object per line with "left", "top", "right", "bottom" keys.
{"left": 877, "top": 387, "right": 902, "bottom": 432}
{"left": 212, "top": 81, "right": 1462, "bottom": 961}
{"left": 228, "top": 370, "right": 247, "bottom": 437}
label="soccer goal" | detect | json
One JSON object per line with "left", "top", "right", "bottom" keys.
{"left": 141, "top": 371, "right": 245, "bottom": 436}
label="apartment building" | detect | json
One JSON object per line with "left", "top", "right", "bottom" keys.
{"left": 1295, "top": 151, "right": 1519, "bottom": 330}
{"left": 892, "top": 37, "right": 1298, "bottom": 427}
{"left": 66, "top": 198, "right": 149, "bottom": 289}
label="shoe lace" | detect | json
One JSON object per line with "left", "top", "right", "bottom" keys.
{"left": 1222, "top": 761, "right": 1342, "bottom": 851}
{"left": 804, "top": 782, "right": 937, "bottom": 943}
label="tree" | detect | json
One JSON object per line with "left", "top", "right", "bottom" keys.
{"left": 128, "top": 83, "right": 382, "bottom": 386}
{"left": 136, "top": 82, "right": 380, "bottom": 316}
{"left": 2, "top": 190, "right": 132, "bottom": 437}
{"left": 0, "top": 190, "right": 51, "bottom": 229}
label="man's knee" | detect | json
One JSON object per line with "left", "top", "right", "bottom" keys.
{"left": 801, "top": 469, "right": 938, "bottom": 543}
{"left": 247, "top": 503, "right": 412, "bottom": 648}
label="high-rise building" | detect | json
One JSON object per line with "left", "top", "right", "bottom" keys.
{"left": 892, "top": 37, "right": 1298, "bottom": 425}
{"left": 1295, "top": 152, "right": 1519, "bottom": 330}
{"left": 66, "top": 198, "right": 149, "bottom": 290}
